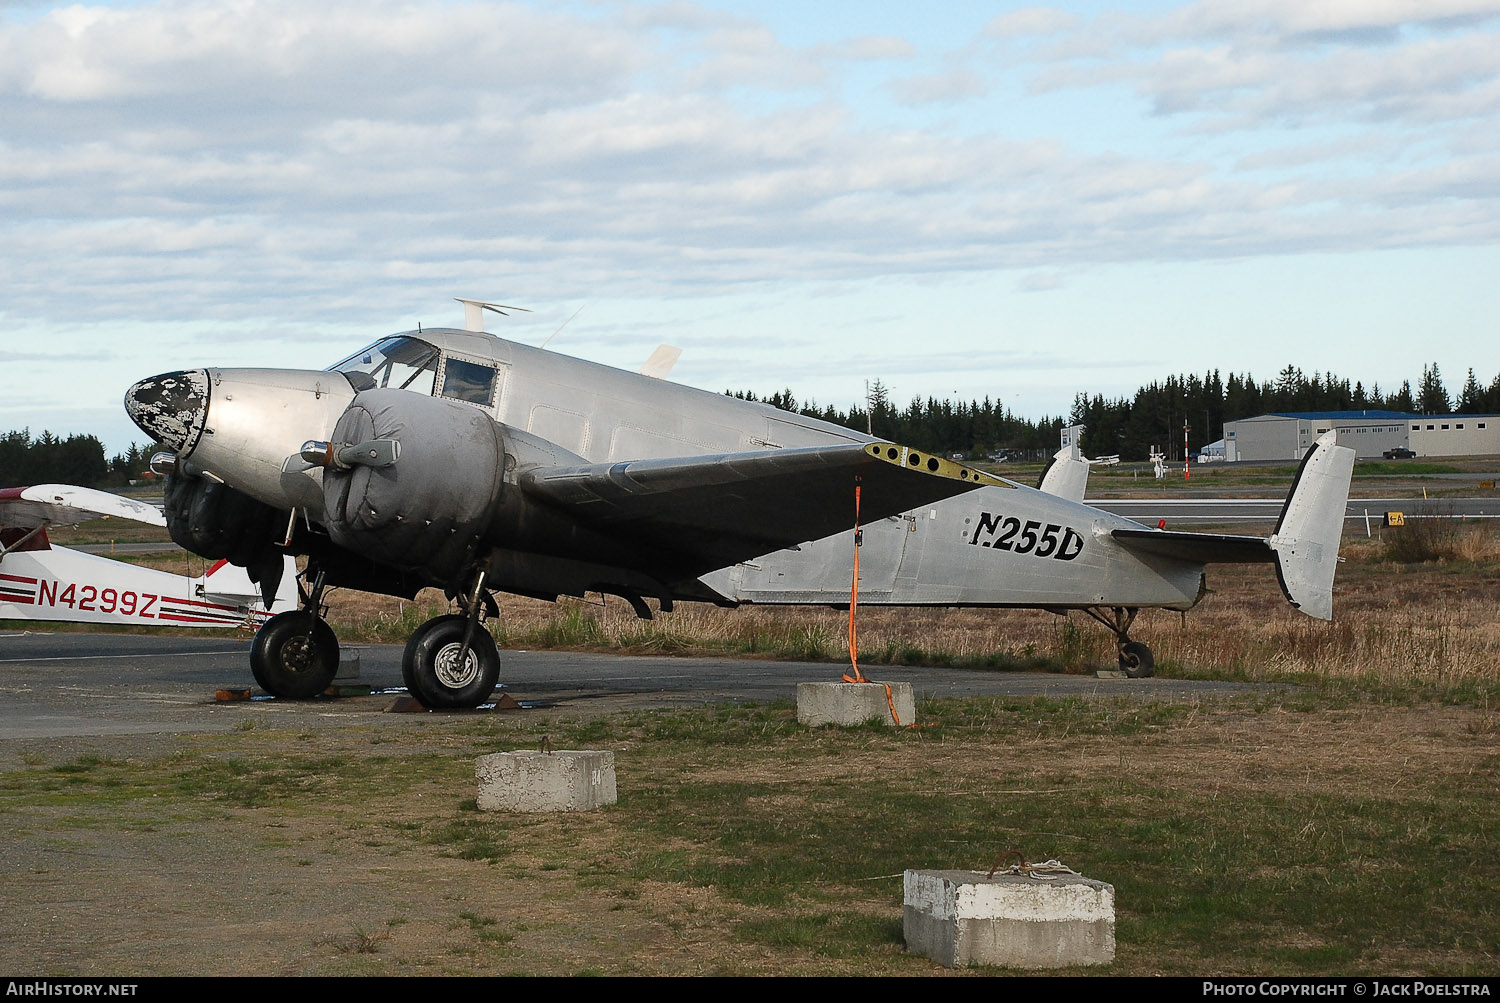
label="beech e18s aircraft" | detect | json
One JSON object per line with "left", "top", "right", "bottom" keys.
{"left": 123, "top": 300, "right": 1355, "bottom": 708}
{"left": 0, "top": 483, "right": 295, "bottom": 628}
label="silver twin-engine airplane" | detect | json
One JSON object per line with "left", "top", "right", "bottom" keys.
{"left": 123, "top": 300, "right": 1356, "bottom": 708}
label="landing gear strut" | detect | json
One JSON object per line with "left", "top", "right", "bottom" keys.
{"left": 1082, "top": 606, "right": 1155, "bottom": 678}
{"left": 402, "top": 571, "right": 500, "bottom": 709}
{"left": 249, "top": 565, "right": 340, "bottom": 697}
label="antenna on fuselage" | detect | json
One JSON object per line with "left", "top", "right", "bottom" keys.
{"left": 455, "top": 298, "right": 532, "bottom": 333}
{"left": 538, "top": 305, "right": 585, "bottom": 350}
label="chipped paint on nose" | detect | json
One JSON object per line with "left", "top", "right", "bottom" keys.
{"left": 123, "top": 369, "right": 210, "bottom": 453}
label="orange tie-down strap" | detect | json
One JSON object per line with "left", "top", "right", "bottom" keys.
{"left": 840, "top": 480, "right": 906, "bottom": 728}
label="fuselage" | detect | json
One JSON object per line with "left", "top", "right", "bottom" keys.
{"left": 125, "top": 328, "right": 1205, "bottom": 611}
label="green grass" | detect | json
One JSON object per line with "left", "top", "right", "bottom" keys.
{"left": 1352, "top": 461, "right": 1466, "bottom": 476}
{"left": 598, "top": 699, "right": 1498, "bottom": 972}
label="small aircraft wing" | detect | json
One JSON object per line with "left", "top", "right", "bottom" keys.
{"left": 522, "top": 441, "right": 1006, "bottom": 574}
{"left": 0, "top": 484, "right": 165, "bottom": 532}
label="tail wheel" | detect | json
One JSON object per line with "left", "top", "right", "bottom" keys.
{"left": 402, "top": 614, "right": 500, "bottom": 709}
{"left": 1119, "top": 640, "right": 1155, "bottom": 679}
{"left": 250, "top": 610, "right": 340, "bottom": 698}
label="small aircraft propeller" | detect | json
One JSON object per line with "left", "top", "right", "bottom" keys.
{"left": 284, "top": 439, "right": 401, "bottom": 473}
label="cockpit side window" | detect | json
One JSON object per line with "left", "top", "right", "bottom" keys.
{"left": 329, "top": 337, "right": 439, "bottom": 396}
{"left": 439, "top": 357, "right": 499, "bottom": 407}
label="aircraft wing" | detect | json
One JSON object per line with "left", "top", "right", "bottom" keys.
{"left": 521, "top": 441, "right": 1006, "bottom": 573}
{"left": 0, "top": 484, "right": 165, "bottom": 531}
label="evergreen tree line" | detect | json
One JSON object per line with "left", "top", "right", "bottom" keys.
{"left": 727, "top": 380, "right": 1067, "bottom": 461}
{"left": 735, "top": 362, "right": 1500, "bottom": 463}
{"left": 0, "top": 430, "right": 163, "bottom": 488}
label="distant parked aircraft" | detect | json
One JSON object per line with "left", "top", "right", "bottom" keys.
{"left": 1, "top": 483, "right": 295, "bottom": 628}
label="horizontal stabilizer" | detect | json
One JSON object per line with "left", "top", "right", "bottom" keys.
{"left": 199, "top": 555, "right": 300, "bottom": 612}
{"left": 1112, "top": 528, "right": 1273, "bottom": 565}
{"left": 522, "top": 441, "right": 1005, "bottom": 574}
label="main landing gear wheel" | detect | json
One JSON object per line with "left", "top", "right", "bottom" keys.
{"left": 402, "top": 613, "right": 500, "bottom": 710}
{"left": 1082, "top": 605, "right": 1155, "bottom": 679}
{"left": 250, "top": 610, "right": 340, "bottom": 698}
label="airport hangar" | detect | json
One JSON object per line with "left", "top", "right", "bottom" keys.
{"left": 1222, "top": 411, "right": 1500, "bottom": 461}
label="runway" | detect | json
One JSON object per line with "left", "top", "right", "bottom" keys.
{"left": 1090, "top": 495, "right": 1498, "bottom": 524}
{"left": 0, "top": 630, "right": 1275, "bottom": 745}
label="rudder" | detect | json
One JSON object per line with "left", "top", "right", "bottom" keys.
{"left": 1268, "top": 431, "right": 1356, "bottom": 619}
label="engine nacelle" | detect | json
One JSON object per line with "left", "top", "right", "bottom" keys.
{"left": 162, "top": 470, "right": 288, "bottom": 604}
{"left": 321, "top": 389, "right": 506, "bottom": 586}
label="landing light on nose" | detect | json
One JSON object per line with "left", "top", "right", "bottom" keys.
{"left": 124, "top": 370, "right": 209, "bottom": 453}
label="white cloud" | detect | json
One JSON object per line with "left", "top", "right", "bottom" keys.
{"left": 1165, "top": 0, "right": 1500, "bottom": 40}
{"left": 887, "top": 67, "right": 988, "bottom": 106}
{"left": 0, "top": 1, "right": 643, "bottom": 106}
{"left": 985, "top": 7, "right": 1081, "bottom": 40}
{"left": 1095, "top": 31, "right": 1500, "bottom": 124}
{"left": 818, "top": 34, "right": 914, "bottom": 62}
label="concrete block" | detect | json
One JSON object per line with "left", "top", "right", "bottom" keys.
{"left": 336, "top": 649, "right": 361, "bottom": 681}
{"left": 796, "top": 681, "right": 915, "bottom": 727}
{"left": 903, "top": 869, "right": 1115, "bottom": 969}
{"left": 475, "top": 750, "right": 617, "bottom": 813}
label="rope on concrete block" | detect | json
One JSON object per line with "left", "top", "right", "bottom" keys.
{"left": 987, "top": 849, "right": 1080, "bottom": 881}
{"left": 843, "top": 480, "right": 865, "bottom": 684}
{"left": 839, "top": 480, "right": 905, "bottom": 727}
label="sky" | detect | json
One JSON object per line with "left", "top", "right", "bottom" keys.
{"left": 3, "top": 0, "right": 1499, "bottom": 454}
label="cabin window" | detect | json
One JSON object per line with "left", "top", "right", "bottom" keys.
{"left": 439, "top": 357, "right": 498, "bottom": 407}
{"left": 329, "top": 336, "right": 438, "bottom": 395}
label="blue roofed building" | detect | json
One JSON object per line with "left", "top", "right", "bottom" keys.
{"left": 1223, "top": 411, "right": 1500, "bottom": 460}
{"left": 1224, "top": 411, "right": 1416, "bottom": 461}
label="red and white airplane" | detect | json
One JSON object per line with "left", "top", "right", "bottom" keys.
{"left": 0, "top": 483, "right": 295, "bottom": 628}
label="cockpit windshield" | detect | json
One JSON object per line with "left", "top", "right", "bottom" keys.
{"left": 328, "top": 336, "right": 439, "bottom": 396}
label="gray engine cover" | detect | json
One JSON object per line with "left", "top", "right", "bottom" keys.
{"left": 321, "top": 389, "right": 505, "bottom": 585}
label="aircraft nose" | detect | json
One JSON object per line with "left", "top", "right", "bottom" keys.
{"left": 123, "top": 369, "right": 211, "bottom": 452}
